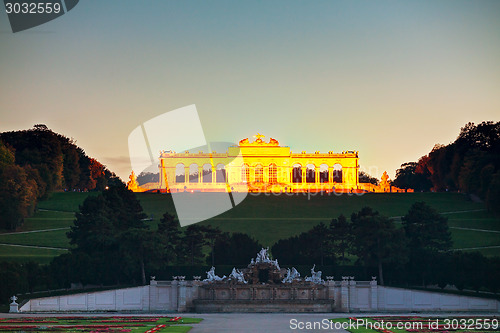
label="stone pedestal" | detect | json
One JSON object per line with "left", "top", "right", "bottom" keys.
{"left": 9, "top": 296, "right": 19, "bottom": 313}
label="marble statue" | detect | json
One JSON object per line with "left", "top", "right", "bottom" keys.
{"left": 282, "top": 267, "right": 301, "bottom": 283}
{"left": 229, "top": 268, "right": 247, "bottom": 284}
{"left": 256, "top": 247, "right": 271, "bottom": 263}
{"left": 305, "top": 264, "right": 324, "bottom": 284}
{"left": 203, "top": 266, "right": 226, "bottom": 282}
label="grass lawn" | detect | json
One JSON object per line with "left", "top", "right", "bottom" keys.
{"left": 1, "top": 191, "right": 499, "bottom": 263}
{"left": 0, "top": 244, "right": 67, "bottom": 264}
{"left": 0, "top": 316, "right": 202, "bottom": 332}
{"left": 37, "top": 191, "right": 99, "bottom": 212}
{"left": 0, "top": 229, "right": 71, "bottom": 249}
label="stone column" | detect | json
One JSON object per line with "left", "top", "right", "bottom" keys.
{"left": 326, "top": 277, "right": 335, "bottom": 302}
{"left": 340, "top": 277, "right": 349, "bottom": 312}
{"left": 184, "top": 167, "right": 189, "bottom": 183}
{"left": 349, "top": 277, "right": 356, "bottom": 311}
{"left": 211, "top": 166, "right": 216, "bottom": 183}
{"left": 198, "top": 166, "right": 203, "bottom": 183}
{"left": 329, "top": 167, "right": 334, "bottom": 183}
{"left": 177, "top": 277, "right": 187, "bottom": 312}
{"left": 370, "top": 276, "right": 378, "bottom": 311}
{"left": 302, "top": 169, "right": 306, "bottom": 184}
{"left": 149, "top": 278, "right": 157, "bottom": 311}
{"left": 315, "top": 169, "right": 320, "bottom": 184}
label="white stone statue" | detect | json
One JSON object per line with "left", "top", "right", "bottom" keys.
{"left": 256, "top": 247, "right": 271, "bottom": 263}
{"left": 203, "top": 266, "right": 226, "bottom": 282}
{"left": 228, "top": 268, "right": 247, "bottom": 284}
{"left": 282, "top": 267, "right": 301, "bottom": 283}
{"left": 273, "top": 259, "right": 280, "bottom": 271}
{"left": 305, "top": 264, "right": 324, "bottom": 284}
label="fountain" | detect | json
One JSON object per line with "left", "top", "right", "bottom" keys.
{"left": 194, "top": 248, "right": 334, "bottom": 312}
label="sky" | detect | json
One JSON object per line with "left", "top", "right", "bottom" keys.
{"left": 1, "top": 0, "right": 499, "bottom": 181}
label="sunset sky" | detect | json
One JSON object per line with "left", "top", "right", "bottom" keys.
{"left": 1, "top": 1, "right": 499, "bottom": 181}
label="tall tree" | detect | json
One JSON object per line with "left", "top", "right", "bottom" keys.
{"left": 350, "top": 207, "right": 408, "bottom": 285}
{"left": 329, "top": 214, "right": 351, "bottom": 264}
{"left": 178, "top": 224, "right": 206, "bottom": 265}
{"left": 402, "top": 202, "right": 452, "bottom": 286}
{"left": 157, "top": 212, "right": 182, "bottom": 264}
{"left": 67, "top": 183, "right": 149, "bottom": 284}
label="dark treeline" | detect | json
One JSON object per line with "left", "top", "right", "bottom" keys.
{"left": 273, "top": 201, "right": 500, "bottom": 292}
{"left": 136, "top": 172, "right": 159, "bottom": 185}
{"left": 393, "top": 121, "right": 500, "bottom": 213}
{"left": 0, "top": 125, "right": 117, "bottom": 230}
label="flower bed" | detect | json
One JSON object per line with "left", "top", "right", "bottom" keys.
{"left": 0, "top": 316, "right": 200, "bottom": 333}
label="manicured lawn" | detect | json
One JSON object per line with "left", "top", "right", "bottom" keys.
{"left": 0, "top": 229, "right": 71, "bottom": 249}
{"left": 0, "top": 316, "right": 202, "bottom": 332}
{"left": 37, "top": 191, "right": 99, "bottom": 212}
{"left": 0, "top": 244, "right": 67, "bottom": 264}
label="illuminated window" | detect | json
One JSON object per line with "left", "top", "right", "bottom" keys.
{"left": 320, "top": 164, "right": 329, "bottom": 183}
{"left": 241, "top": 164, "right": 249, "bottom": 182}
{"left": 269, "top": 163, "right": 277, "bottom": 184}
{"left": 176, "top": 163, "right": 185, "bottom": 183}
{"left": 333, "top": 163, "right": 342, "bottom": 183}
{"left": 202, "top": 164, "right": 212, "bottom": 183}
{"left": 255, "top": 164, "right": 263, "bottom": 182}
{"left": 292, "top": 164, "right": 302, "bottom": 183}
{"left": 306, "top": 164, "right": 315, "bottom": 183}
{"left": 216, "top": 164, "right": 226, "bottom": 183}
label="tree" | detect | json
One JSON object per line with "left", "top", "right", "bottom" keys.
{"left": 119, "top": 228, "right": 160, "bottom": 285}
{"left": 178, "top": 224, "right": 206, "bottom": 265}
{"left": 329, "top": 214, "right": 351, "bottom": 264}
{"left": 402, "top": 202, "right": 452, "bottom": 252}
{"left": 402, "top": 202, "right": 452, "bottom": 286}
{"left": 157, "top": 212, "right": 182, "bottom": 264}
{"left": 67, "top": 183, "right": 150, "bottom": 284}
{"left": 302, "top": 223, "right": 330, "bottom": 266}
{"left": 0, "top": 140, "right": 39, "bottom": 230}
{"left": 201, "top": 225, "right": 222, "bottom": 266}
{"left": 213, "top": 232, "right": 262, "bottom": 265}
{"left": 358, "top": 171, "right": 379, "bottom": 185}
{"left": 350, "top": 207, "right": 408, "bottom": 285}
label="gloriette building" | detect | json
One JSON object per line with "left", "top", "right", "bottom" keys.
{"left": 158, "top": 134, "right": 363, "bottom": 193}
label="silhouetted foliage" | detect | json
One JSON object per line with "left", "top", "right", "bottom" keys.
{"left": 0, "top": 125, "right": 117, "bottom": 230}
{"left": 136, "top": 172, "right": 159, "bottom": 185}
{"left": 358, "top": 171, "right": 379, "bottom": 185}
{"left": 212, "top": 232, "right": 263, "bottom": 265}
{"left": 393, "top": 121, "right": 500, "bottom": 213}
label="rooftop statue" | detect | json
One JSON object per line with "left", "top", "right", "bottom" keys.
{"left": 238, "top": 134, "right": 280, "bottom": 146}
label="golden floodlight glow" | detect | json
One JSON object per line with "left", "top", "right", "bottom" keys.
{"left": 126, "top": 135, "right": 410, "bottom": 194}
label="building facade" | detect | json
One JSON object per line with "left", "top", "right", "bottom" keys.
{"left": 158, "top": 134, "right": 360, "bottom": 193}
